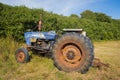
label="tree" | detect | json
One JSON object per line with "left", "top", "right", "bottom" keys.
{"left": 95, "top": 12, "right": 112, "bottom": 23}
{"left": 80, "top": 10, "right": 96, "bottom": 20}
{"left": 70, "top": 14, "right": 79, "bottom": 18}
{"left": 0, "top": 2, "right": 120, "bottom": 41}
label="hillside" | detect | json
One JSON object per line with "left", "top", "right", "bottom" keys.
{"left": 0, "top": 3, "right": 120, "bottom": 41}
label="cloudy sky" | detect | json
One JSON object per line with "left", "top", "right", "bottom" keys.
{"left": 0, "top": 0, "right": 120, "bottom": 19}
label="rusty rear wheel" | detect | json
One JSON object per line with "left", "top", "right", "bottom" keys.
{"left": 52, "top": 33, "right": 94, "bottom": 73}
{"left": 15, "top": 48, "right": 30, "bottom": 63}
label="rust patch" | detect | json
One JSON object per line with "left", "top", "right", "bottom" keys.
{"left": 16, "top": 51, "right": 25, "bottom": 62}
{"left": 92, "top": 58, "right": 109, "bottom": 69}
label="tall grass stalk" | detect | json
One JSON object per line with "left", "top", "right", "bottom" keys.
{"left": 0, "top": 37, "right": 21, "bottom": 79}
{"left": 0, "top": 37, "right": 20, "bottom": 62}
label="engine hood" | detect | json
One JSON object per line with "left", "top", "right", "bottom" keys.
{"left": 24, "top": 31, "right": 57, "bottom": 45}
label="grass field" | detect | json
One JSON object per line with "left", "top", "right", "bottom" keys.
{"left": 0, "top": 38, "right": 120, "bottom": 80}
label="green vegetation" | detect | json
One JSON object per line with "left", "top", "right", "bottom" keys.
{"left": 0, "top": 3, "right": 120, "bottom": 41}
{"left": 0, "top": 2, "right": 120, "bottom": 80}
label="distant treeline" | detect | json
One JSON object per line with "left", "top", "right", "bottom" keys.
{"left": 0, "top": 3, "right": 120, "bottom": 41}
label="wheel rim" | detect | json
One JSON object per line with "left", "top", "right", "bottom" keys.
{"left": 16, "top": 51, "right": 25, "bottom": 62}
{"left": 62, "top": 45, "right": 82, "bottom": 64}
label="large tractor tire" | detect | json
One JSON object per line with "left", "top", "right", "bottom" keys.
{"left": 52, "top": 33, "right": 94, "bottom": 73}
{"left": 15, "top": 48, "right": 30, "bottom": 63}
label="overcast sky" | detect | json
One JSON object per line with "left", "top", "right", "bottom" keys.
{"left": 0, "top": 0, "right": 120, "bottom": 19}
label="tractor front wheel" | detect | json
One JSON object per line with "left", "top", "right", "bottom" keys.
{"left": 15, "top": 48, "right": 30, "bottom": 63}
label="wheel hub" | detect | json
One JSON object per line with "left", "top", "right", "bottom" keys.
{"left": 16, "top": 51, "right": 25, "bottom": 62}
{"left": 62, "top": 45, "right": 82, "bottom": 63}
{"left": 66, "top": 51, "right": 75, "bottom": 60}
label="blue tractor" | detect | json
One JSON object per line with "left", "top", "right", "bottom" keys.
{"left": 15, "top": 28, "right": 94, "bottom": 74}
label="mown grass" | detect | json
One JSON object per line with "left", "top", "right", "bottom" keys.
{"left": 0, "top": 38, "right": 120, "bottom": 80}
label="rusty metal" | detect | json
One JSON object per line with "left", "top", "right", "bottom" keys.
{"left": 92, "top": 58, "right": 109, "bottom": 69}
{"left": 62, "top": 45, "right": 82, "bottom": 64}
{"left": 16, "top": 51, "right": 25, "bottom": 62}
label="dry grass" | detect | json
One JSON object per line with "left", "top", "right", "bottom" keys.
{"left": 0, "top": 39, "right": 120, "bottom": 80}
